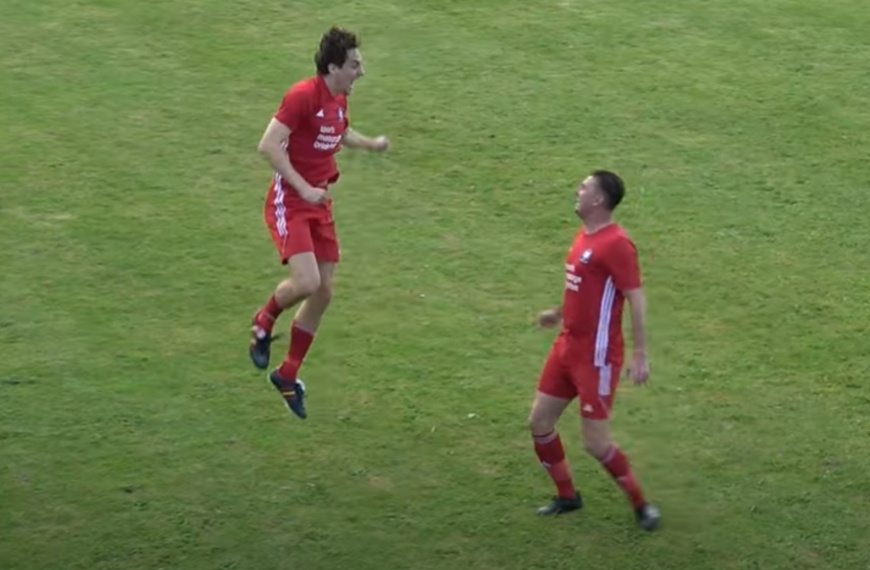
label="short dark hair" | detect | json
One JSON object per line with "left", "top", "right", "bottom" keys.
{"left": 592, "top": 170, "right": 625, "bottom": 210}
{"left": 314, "top": 27, "right": 360, "bottom": 75}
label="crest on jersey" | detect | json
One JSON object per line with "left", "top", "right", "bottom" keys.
{"left": 579, "top": 249, "right": 593, "bottom": 264}
{"left": 338, "top": 107, "right": 344, "bottom": 121}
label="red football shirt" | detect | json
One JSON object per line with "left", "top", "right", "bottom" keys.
{"left": 272, "top": 75, "right": 349, "bottom": 211}
{"left": 561, "top": 223, "right": 642, "bottom": 366}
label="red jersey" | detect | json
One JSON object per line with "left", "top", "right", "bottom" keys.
{"left": 561, "top": 223, "right": 641, "bottom": 366}
{"left": 271, "top": 75, "right": 349, "bottom": 214}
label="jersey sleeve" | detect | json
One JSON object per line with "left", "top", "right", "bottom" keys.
{"left": 274, "top": 85, "right": 310, "bottom": 131}
{"left": 607, "top": 236, "right": 642, "bottom": 292}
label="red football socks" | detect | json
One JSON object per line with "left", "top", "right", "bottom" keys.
{"left": 533, "top": 431, "right": 576, "bottom": 498}
{"left": 255, "top": 294, "right": 284, "bottom": 333}
{"left": 277, "top": 321, "right": 315, "bottom": 380}
{"left": 597, "top": 445, "right": 646, "bottom": 508}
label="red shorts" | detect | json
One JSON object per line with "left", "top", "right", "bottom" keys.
{"left": 536, "top": 335, "right": 622, "bottom": 420}
{"left": 264, "top": 180, "right": 340, "bottom": 264}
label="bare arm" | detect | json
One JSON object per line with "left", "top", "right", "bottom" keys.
{"left": 536, "top": 304, "right": 563, "bottom": 328}
{"left": 624, "top": 288, "right": 647, "bottom": 355}
{"left": 342, "top": 127, "right": 389, "bottom": 151}
{"left": 257, "top": 118, "right": 324, "bottom": 201}
{"left": 624, "top": 287, "right": 650, "bottom": 383}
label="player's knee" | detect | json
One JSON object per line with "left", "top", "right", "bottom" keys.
{"left": 294, "top": 273, "right": 321, "bottom": 298}
{"left": 315, "top": 269, "right": 334, "bottom": 296}
{"left": 315, "top": 281, "right": 334, "bottom": 304}
{"left": 582, "top": 434, "right": 611, "bottom": 459}
{"left": 528, "top": 411, "right": 557, "bottom": 436}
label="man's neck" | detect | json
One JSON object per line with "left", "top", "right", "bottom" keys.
{"left": 582, "top": 214, "right": 614, "bottom": 234}
{"left": 322, "top": 74, "right": 341, "bottom": 96}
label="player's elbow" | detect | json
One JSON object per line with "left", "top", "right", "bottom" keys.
{"left": 257, "top": 130, "right": 281, "bottom": 154}
{"left": 258, "top": 141, "right": 285, "bottom": 163}
{"left": 256, "top": 138, "right": 273, "bottom": 154}
{"left": 258, "top": 120, "right": 290, "bottom": 155}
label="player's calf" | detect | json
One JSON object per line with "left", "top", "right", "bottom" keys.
{"left": 293, "top": 282, "right": 333, "bottom": 331}
{"left": 581, "top": 417, "right": 659, "bottom": 529}
{"left": 529, "top": 393, "right": 579, "bottom": 511}
{"left": 249, "top": 254, "right": 322, "bottom": 370}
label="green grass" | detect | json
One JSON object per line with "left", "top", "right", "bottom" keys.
{"left": 2, "top": 0, "right": 870, "bottom": 568}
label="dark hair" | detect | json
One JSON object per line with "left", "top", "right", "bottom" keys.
{"left": 314, "top": 27, "right": 360, "bottom": 75}
{"left": 592, "top": 170, "right": 625, "bottom": 210}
